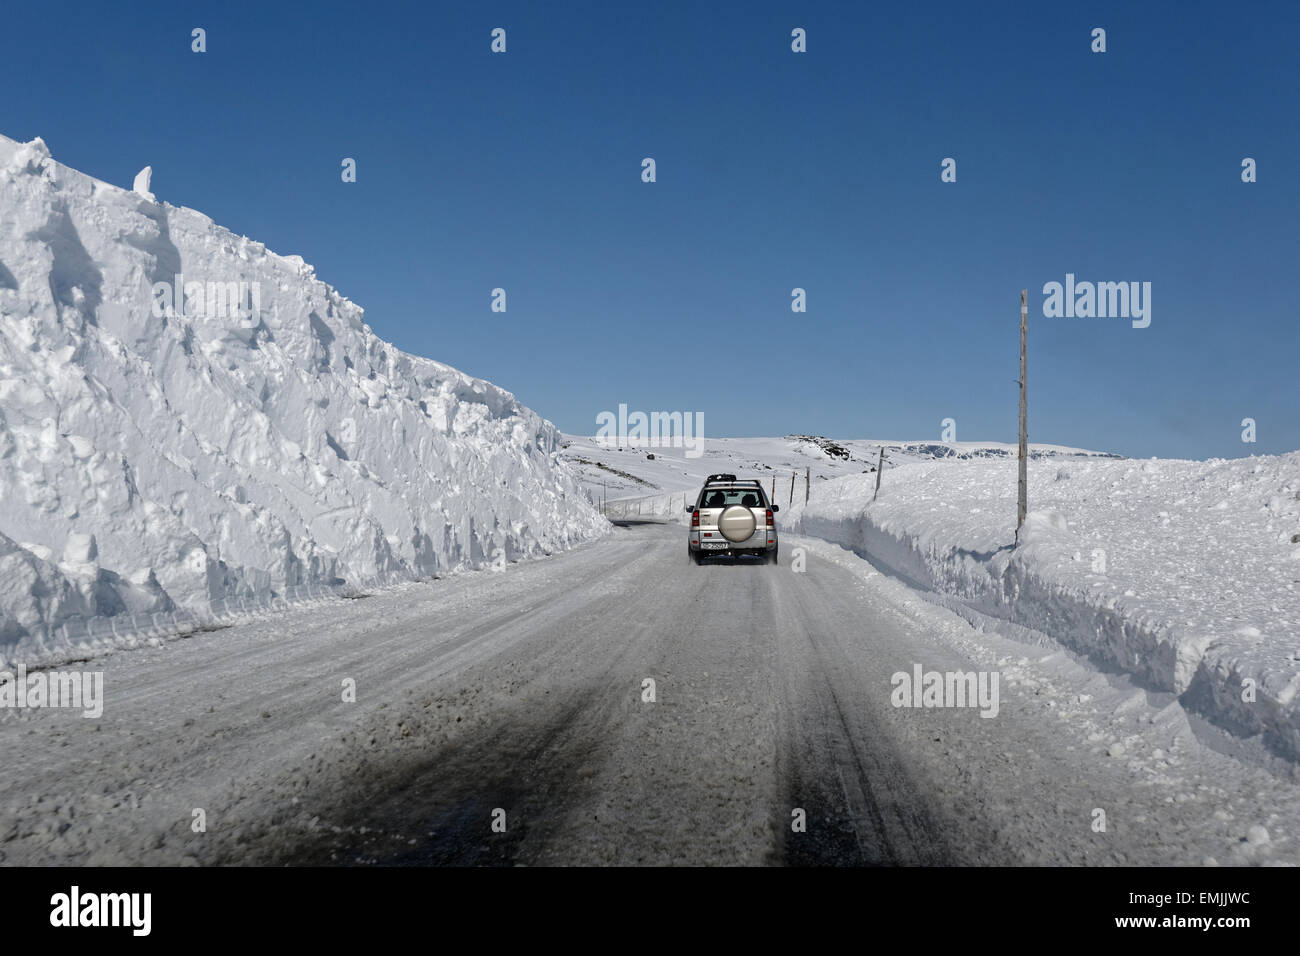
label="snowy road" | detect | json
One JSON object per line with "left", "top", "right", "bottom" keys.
{"left": 3, "top": 523, "right": 1298, "bottom": 866}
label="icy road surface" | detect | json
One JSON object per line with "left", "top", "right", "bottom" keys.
{"left": 2, "top": 524, "right": 1296, "bottom": 866}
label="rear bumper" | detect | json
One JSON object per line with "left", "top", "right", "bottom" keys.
{"left": 689, "top": 530, "right": 777, "bottom": 552}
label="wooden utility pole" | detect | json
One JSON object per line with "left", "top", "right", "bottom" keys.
{"left": 1016, "top": 288, "right": 1028, "bottom": 543}
{"left": 804, "top": 466, "right": 810, "bottom": 504}
{"left": 873, "top": 447, "right": 884, "bottom": 501}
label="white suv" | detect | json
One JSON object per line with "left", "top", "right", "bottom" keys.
{"left": 686, "top": 474, "right": 779, "bottom": 564}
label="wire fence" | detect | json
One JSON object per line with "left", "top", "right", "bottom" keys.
{"left": 600, "top": 490, "right": 692, "bottom": 524}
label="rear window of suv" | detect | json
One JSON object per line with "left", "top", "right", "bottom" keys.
{"left": 698, "top": 487, "right": 767, "bottom": 509}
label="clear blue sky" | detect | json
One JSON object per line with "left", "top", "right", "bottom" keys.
{"left": 5, "top": 1, "right": 1296, "bottom": 459}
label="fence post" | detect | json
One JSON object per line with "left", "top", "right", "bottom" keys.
{"left": 789, "top": 470, "right": 795, "bottom": 505}
{"left": 873, "top": 447, "right": 884, "bottom": 501}
{"left": 1017, "top": 288, "right": 1028, "bottom": 544}
{"left": 804, "top": 466, "right": 809, "bottom": 504}
{"left": 771, "top": 475, "right": 776, "bottom": 498}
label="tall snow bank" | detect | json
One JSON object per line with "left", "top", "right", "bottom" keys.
{"left": 0, "top": 133, "right": 607, "bottom": 663}
{"left": 783, "top": 455, "right": 1300, "bottom": 762}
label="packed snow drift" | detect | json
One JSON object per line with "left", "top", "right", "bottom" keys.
{"left": 0, "top": 134, "right": 606, "bottom": 663}
{"left": 780, "top": 454, "right": 1300, "bottom": 762}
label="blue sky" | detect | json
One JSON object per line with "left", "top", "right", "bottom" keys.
{"left": 4, "top": 1, "right": 1296, "bottom": 459}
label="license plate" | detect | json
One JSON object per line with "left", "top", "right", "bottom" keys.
{"left": 702, "top": 542, "right": 728, "bottom": 550}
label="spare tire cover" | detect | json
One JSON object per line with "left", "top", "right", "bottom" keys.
{"left": 718, "top": 505, "right": 757, "bottom": 542}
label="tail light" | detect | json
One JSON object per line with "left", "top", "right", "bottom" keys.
{"left": 691, "top": 510, "right": 700, "bottom": 527}
{"left": 765, "top": 509, "right": 774, "bottom": 527}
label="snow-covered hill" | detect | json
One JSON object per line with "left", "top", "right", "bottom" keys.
{"left": 0, "top": 134, "right": 606, "bottom": 663}
{"left": 560, "top": 432, "right": 1117, "bottom": 502}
